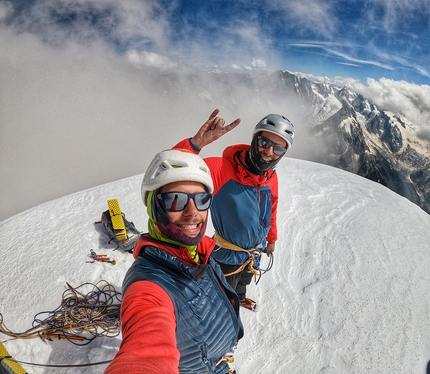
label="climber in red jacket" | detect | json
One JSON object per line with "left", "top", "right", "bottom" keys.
{"left": 174, "top": 108, "right": 295, "bottom": 311}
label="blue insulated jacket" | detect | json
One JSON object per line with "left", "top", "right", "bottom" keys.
{"left": 122, "top": 242, "right": 244, "bottom": 374}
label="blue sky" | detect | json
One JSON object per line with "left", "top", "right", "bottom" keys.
{"left": 1, "top": 0, "right": 429, "bottom": 85}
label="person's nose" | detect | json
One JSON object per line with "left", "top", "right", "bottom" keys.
{"left": 262, "top": 145, "right": 275, "bottom": 158}
{"left": 182, "top": 198, "right": 198, "bottom": 216}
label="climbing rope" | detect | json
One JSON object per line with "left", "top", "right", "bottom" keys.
{"left": 255, "top": 252, "right": 274, "bottom": 285}
{"left": 0, "top": 280, "right": 122, "bottom": 345}
{"left": 0, "top": 355, "right": 112, "bottom": 370}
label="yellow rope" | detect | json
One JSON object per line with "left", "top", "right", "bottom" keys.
{"left": 214, "top": 232, "right": 262, "bottom": 277}
{"left": 216, "top": 354, "right": 235, "bottom": 366}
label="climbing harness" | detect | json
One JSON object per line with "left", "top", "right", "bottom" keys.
{"left": 213, "top": 232, "right": 273, "bottom": 284}
{"left": 216, "top": 354, "right": 235, "bottom": 366}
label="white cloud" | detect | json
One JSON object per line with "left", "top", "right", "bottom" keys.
{"left": 0, "top": 23, "right": 291, "bottom": 220}
{"left": 293, "top": 69, "right": 430, "bottom": 140}
{"left": 272, "top": 0, "right": 337, "bottom": 38}
{"left": 127, "top": 50, "right": 177, "bottom": 70}
{"left": 5, "top": 0, "right": 172, "bottom": 50}
{"left": 337, "top": 62, "right": 363, "bottom": 68}
{"left": 366, "top": 0, "right": 430, "bottom": 31}
{"left": 415, "top": 65, "right": 430, "bottom": 79}
{"left": 289, "top": 42, "right": 395, "bottom": 71}
{"left": 251, "top": 58, "right": 268, "bottom": 69}
{"left": 350, "top": 78, "right": 430, "bottom": 138}
{"left": 0, "top": 1, "right": 13, "bottom": 21}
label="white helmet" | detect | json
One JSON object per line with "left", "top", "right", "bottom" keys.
{"left": 141, "top": 149, "right": 213, "bottom": 206}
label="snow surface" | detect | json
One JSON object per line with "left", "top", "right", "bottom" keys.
{"left": 1, "top": 158, "right": 430, "bottom": 374}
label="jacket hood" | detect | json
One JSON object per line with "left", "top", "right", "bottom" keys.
{"left": 222, "top": 144, "right": 276, "bottom": 187}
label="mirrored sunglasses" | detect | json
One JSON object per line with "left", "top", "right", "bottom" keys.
{"left": 156, "top": 191, "right": 212, "bottom": 212}
{"left": 257, "top": 135, "right": 287, "bottom": 156}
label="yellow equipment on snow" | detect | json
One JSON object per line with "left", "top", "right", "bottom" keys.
{"left": 107, "top": 199, "right": 128, "bottom": 241}
{"left": 0, "top": 341, "right": 27, "bottom": 374}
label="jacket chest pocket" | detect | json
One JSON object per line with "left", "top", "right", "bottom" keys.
{"left": 258, "top": 186, "right": 272, "bottom": 228}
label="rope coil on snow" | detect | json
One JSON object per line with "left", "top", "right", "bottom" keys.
{"left": 0, "top": 280, "right": 122, "bottom": 345}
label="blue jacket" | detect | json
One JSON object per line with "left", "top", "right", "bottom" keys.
{"left": 122, "top": 239, "right": 244, "bottom": 374}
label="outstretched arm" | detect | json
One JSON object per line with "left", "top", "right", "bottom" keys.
{"left": 190, "top": 108, "right": 241, "bottom": 149}
{"left": 104, "top": 281, "right": 179, "bottom": 374}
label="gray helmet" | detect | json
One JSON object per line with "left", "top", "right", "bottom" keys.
{"left": 253, "top": 114, "right": 294, "bottom": 150}
{"left": 246, "top": 113, "right": 295, "bottom": 175}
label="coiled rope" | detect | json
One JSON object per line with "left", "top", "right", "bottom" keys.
{"left": 0, "top": 280, "right": 122, "bottom": 345}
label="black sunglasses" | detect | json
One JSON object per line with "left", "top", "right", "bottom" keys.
{"left": 257, "top": 135, "right": 287, "bottom": 156}
{"left": 157, "top": 191, "right": 212, "bottom": 212}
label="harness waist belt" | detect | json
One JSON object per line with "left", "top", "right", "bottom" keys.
{"left": 214, "top": 232, "right": 262, "bottom": 252}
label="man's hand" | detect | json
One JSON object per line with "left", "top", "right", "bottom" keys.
{"left": 191, "top": 108, "right": 241, "bottom": 149}
{"left": 265, "top": 242, "right": 275, "bottom": 256}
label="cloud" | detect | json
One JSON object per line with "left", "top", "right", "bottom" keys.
{"left": 337, "top": 62, "right": 363, "bottom": 68}
{"left": 0, "top": 21, "right": 295, "bottom": 220}
{"left": 0, "top": 1, "right": 13, "bottom": 20}
{"left": 289, "top": 42, "right": 395, "bottom": 70}
{"left": 2, "top": 0, "right": 172, "bottom": 49}
{"left": 350, "top": 78, "right": 430, "bottom": 140}
{"left": 365, "top": 0, "right": 430, "bottom": 32}
{"left": 127, "top": 50, "right": 177, "bottom": 70}
{"left": 328, "top": 48, "right": 395, "bottom": 70}
{"left": 272, "top": 0, "right": 337, "bottom": 39}
{"left": 415, "top": 65, "right": 430, "bottom": 79}
{"left": 251, "top": 58, "right": 268, "bottom": 69}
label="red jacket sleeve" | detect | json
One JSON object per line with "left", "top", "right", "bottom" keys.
{"left": 104, "top": 281, "right": 179, "bottom": 374}
{"left": 173, "top": 138, "right": 199, "bottom": 154}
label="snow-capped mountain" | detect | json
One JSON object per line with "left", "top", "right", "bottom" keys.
{"left": 266, "top": 70, "right": 430, "bottom": 214}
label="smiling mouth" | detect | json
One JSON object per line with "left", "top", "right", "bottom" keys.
{"left": 176, "top": 221, "right": 203, "bottom": 230}
{"left": 177, "top": 223, "right": 200, "bottom": 229}
{"left": 260, "top": 155, "right": 274, "bottom": 162}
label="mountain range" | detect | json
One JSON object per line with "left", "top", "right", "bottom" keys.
{"left": 263, "top": 70, "right": 430, "bottom": 214}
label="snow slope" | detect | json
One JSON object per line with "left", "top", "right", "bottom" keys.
{"left": 1, "top": 158, "right": 429, "bottom": 373}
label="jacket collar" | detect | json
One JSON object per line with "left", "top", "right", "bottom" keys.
{"left": 133, "top": 234, "right": 215, "bottom": 266}
{"left": 223, "top": 144, "right": 275, "bottom": 187}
